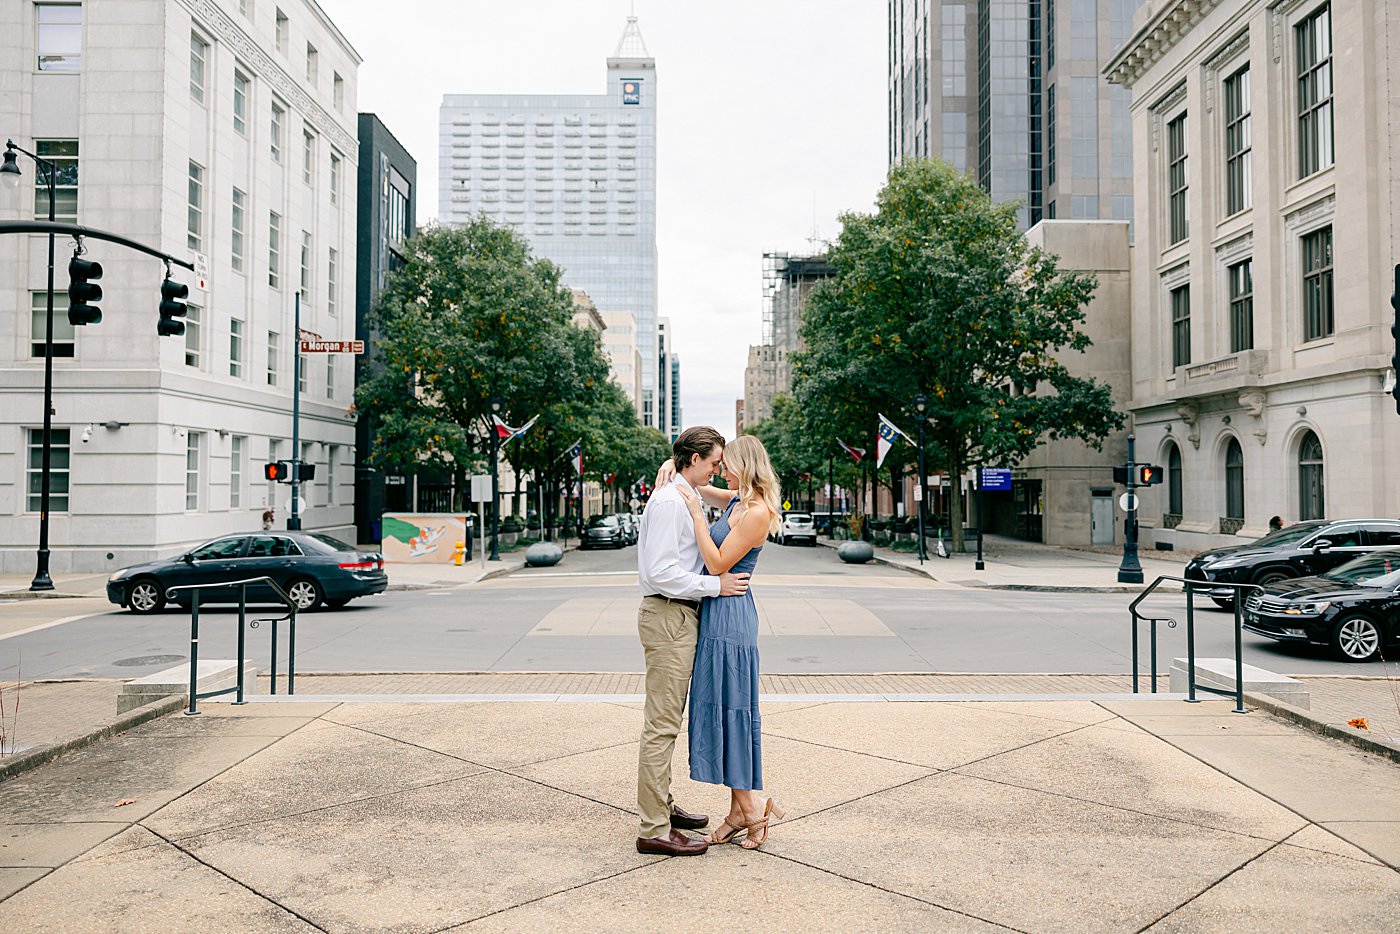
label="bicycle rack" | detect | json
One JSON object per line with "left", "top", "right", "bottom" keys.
{"left": 1129, "top": 576, "right": 1263, "bottom": 714}
{"left": 166, "top": 576, "right": 299, "bottom": 715}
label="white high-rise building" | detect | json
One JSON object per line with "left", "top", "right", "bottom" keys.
{"left": 0, "top": 0, "right": 361, "bottom": 572}
{"left": 438, "top": 16, "right": 660, "bottom": 427}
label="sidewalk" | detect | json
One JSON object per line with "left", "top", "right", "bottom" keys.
{"left": 1, "top": 694, "right": 1396, "bottom": 930}
{"left": 822, "top": 533, "right": 1190, "bottom": 592}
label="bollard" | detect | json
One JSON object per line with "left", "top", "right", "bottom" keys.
{"left": 185, "top": 589, "right": 202, "bottom": 716}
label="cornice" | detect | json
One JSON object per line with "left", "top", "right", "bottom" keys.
{"left": 1105, "top": 0, "right": 1224, "bottom": 88}
{"left": 177, "top": 0, "right": 357, "bottom": 158}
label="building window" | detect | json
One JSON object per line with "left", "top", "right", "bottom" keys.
{"left": 27, "top": 427, "right": 69, "bottom": 512}
{"left": 299, "top": 357, "right": 307, "bottom": 394}
{"left": 270, "top": 103, "right": 284, "bottom": 163}
{"left": 185, "top": 303, "right": 202, "bottom": 367}
{"left": 31, "top": 291, "right": 75, "bottom": 358}
{"left": 231, "top": 187, "right": 246, "bottom": 272}
{"left": 325, "top": 355, "right": 335, "bottom": 399}
{"left": 1167, "top": 442, "right": 1183, "bottom": 520}
{"left": 1171, "top": 284, "right": 1191, "bottom": 368}
{"left": 36, "top": 3, "right": 82, "bottom": 71}
{"left": 333, "top": 72, "right": 344, "bottom": 111}
{"left": 33, "top": 140, "right": 78, "bottom": 223}
{"left": 230, "top": 435, "right": 244, "bottom": 509}
{"left": 268, "top": 212, "right": 281, "bottom": 288}
{"left": 1301, "top": 226, "right": 1334, "bottom": 341}
{"left": 1223, "top": 66, "right": 1251, "bottom": 216}
{"left": 1298, "top": 430, "right": 1324, "bottom": 520}
{"left": 233, "top": 70, "right": 250, "bottom": 135}
{"left": 302, "top": 127, "right": 315, "bottom": 185}
{"left": 1167, "top": 113, "right": 1189, "bottom": 244}
{"left": 327, "top": 446, "right": 338, "bottom": 504}
{"left": 1046, "top": 83, "right": 1056, "bottom": 186}
{"left": 329, "top": 152, "right": 340, "bottom": 205}
{"left": 305, "top": 43, "right": 317, "bottom": 84}
{"left": 189, "top": 33, "right": 208, "bottom": 104}
{"left": 187, "top": 160, "right": 204, "bottom": 252}
{"left": 186, "top": 432, "right": 202, "bottom": 511}
{"left": 1045, "top": 0, "right": 1055, "bottom": 70}
{"left": 274, "top": 8, "right": 288, "bottom": 54}
{"left": 1228, "top": 258, "right": 1253, "bottom": 352}
{"left": 327, "top": 247, "right": 337, "bottom": 316}
{"left": 1224, "top": 438, "right": 1244, "bottom": 524}
{"left": 230, "top": 317, "right": 244, "bottom": 377}
{"left": 299, "top": 230, "right": 312, "bottom": 300}
{"left": 267, "top": 330, "right": 279, "bottom": 386}
{"left": 1296, "top": 5, "right": 1334, "bottom": 179}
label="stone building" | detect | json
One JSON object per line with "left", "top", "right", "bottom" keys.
{"left": 1106, "top": 0, "right": 1400, "bottom": 550}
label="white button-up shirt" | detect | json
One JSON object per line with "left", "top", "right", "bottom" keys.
{"left": 637, "top": 475, "right": 720, "bottom": 600}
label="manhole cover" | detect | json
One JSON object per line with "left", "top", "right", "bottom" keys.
{"left": 112, "top": 654, "right": 187, "bottom": 667}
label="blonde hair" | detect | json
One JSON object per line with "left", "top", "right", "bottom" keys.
{"left": 723, "top": 435, "right": 782, "bottom": 535}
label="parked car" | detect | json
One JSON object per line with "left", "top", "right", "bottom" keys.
{"left": 615, "top": 513, "right": 639, "bottom": 545}
{"left": 1184, "top": 518, "right": 1400, "bottom": 609}
{"left": 580, "top": 514, "right": 626, "bottom": 549}
{"left": 776, "top": 511, "right": 817, "bottom": 546}
{"left": 1242, "top": 548, "right": 1400, "bottom": 662}
{"left": 107, "top": 531, "right": 387, "bottom": 614}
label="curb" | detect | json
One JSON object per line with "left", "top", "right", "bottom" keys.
{"left": 0, "top": 591, "right": 101, "bottom": 601}
{"left": 1243, "top": 691, "right": 1400, "bottom": 764}
{"left": 0, "top": 693, "right": 186, "bottom": 783}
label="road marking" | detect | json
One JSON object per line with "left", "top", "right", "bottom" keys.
{"left": 517, "top": 571, "right": 637, "bottom": 578}
{"left": 0, "top": 609, "right": 114, "bottom": 642}
{"left": 527, "top": 596, "right": 898, "bottom": 637}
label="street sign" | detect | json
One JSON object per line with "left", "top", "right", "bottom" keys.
{"left": 980, "top": 468, "right": 1012, "bottom": 491}
{"left": 1119, "top": 492, "right": 1139, "bottom": 512}
{"left": 629, "top": 497, "right": 641, "bottom": 509}
{"left": 283, "top": 495, "right": 306, "bottom": 513}
{"left": 782, "top": 499, "right": 792, "bottom": 510}
{"left": 912, "top": 484, "right": 923, "bottom": 501}
{"left": 470, "top": 474, "right": 492, "bottom": 502}
{"left": 192, "top": 251, "right": 209, "bottom": 291}
{"left": 299, "top": 338, "right": 365, "bottom": 354}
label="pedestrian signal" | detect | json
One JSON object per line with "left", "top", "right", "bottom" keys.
{"left": 265, "top": 461, "right": 292, "bottom": 482}
{"left": 1138, "top": 464, "right": 1164, "bottom": 485}
{"left": 1112, "top": 466, "right": 1129, "bottom": 485}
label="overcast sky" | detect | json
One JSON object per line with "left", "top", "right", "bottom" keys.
{"left": 322, "top": 1, "right": 889, "bottom": 437}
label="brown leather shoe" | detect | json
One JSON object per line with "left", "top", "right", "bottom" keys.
{"left": 670, "top": 804, "right": 708, "bottom": 830}
{"left": 636, "top": 830, "right": 708, "bottom": 856}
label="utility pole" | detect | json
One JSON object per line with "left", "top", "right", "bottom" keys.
{"left": 1117, "top": 433, "right": 1143, "bottom": 583}
{"left": 288, "top": 290, "right": 302, "bottom": 530}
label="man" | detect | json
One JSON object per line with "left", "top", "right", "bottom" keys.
{"left": 634, "top": 426, "right": 750, "bottom": 856}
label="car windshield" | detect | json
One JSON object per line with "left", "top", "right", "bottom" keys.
{"left": 307, "top": 533, "right": 355, "bottom": 552}
{"left": 1321, "top": 551, "right": 1400, "bottom": 588}
{"left": 1248, "top": 522, "right": 1326, "bottom": 548}
{"left": 587, "top": 516, "right": 618, "bottom": 528}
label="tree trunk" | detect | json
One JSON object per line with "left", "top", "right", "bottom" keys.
{"left": 948, "top": 446, "right": 965, "bottom": 553}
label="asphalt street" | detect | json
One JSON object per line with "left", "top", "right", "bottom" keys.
{"left": 0, "top": 543, "right": 1368, "bottom": 681}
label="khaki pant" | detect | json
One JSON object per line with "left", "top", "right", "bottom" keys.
{"left": 636, "top": 595, "right": 699, "bottom": 839}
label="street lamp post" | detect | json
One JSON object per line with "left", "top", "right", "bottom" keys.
{"left": 1118, "top": 433, "right": 1144, "bottom": 583}
{"left": 489, "top": 399, "right": 501, "bottom": 561}
{"left": 914, "top": 395, "right": 928, "bottom": 564}
{"left": 3, "top": 139, "right": 59, "bottom": 591}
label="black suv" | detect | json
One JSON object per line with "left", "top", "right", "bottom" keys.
{"left": 1185, "top": 519, "right": 1400, "bottom": 608}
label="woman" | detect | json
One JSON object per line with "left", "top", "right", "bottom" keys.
{"left": 675, "top": 435, "right": 785, "bottom": 850}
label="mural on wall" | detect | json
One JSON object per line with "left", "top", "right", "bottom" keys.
{"left": 381, "top": 514, "right": 471, "bottom": 563}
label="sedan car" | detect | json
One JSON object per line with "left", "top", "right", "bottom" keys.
{"left": 776, "top": 511, "right": 817, "bottom": 546}
{"left": 1242, "top": 548, "right": 1400, "bottom": 662}
{"left": 1184, "top": 518, "right": 1400, "bottom": 608}
{"left": 580, "top": 514, "right": 626, "bottom": 549}
{"left": 107, "top": 531, "right": 387, "bottom": 614}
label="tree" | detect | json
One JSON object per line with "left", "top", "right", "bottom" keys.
{"left": 747, "top": 394, "right": 824, "bottom": 506}
{"left": 796, "top": 159, "right": 1124, "bottom": 550}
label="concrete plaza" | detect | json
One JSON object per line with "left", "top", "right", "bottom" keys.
{"left": 2, "top": 695, "right": 1397, "bottom": 932}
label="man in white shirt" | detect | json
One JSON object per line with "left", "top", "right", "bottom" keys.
{"left": 634, "top": 426, "right": 750, "bottom": 856}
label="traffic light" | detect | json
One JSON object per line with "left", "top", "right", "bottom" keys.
{"left": 265, "top": 461, "right": 292, "bottom": 483}
{"left": 1390, "top": 263, "right": 1399, "bottom": 415}
{"left": 1112, "top": 466, "right": 1129, "bottom": 485}
{"left": 67, "top": 256, "right": 103, "bottom": 326}
{"left": 158, "top": 278, "right": 189, "bottom": 337}
{"left": 1138, "top": 464, "right": 1165, "bottom": 485}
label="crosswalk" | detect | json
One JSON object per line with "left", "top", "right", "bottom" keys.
{"left": 527, "top": 595, "right": 898, "bottom": 637}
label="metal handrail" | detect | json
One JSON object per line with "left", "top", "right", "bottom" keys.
{"left": 166, "top": 576, "right": 298, "bottom": 715}
{"left": 1129, "top": 575, "right": 1263, "bottom": 713}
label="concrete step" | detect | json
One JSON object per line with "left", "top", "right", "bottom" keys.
{"left": 118, "top": 659, "right": 258, "bottom": 713}
{"left": 1169, "top": 657, "right": 1309, "bottom": 709}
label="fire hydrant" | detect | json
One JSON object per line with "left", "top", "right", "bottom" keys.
{"left": 453, "top": 540, "right": 465, "bottom": 566}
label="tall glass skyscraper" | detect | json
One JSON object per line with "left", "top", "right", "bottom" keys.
{"left": 889, "top": 0, "right": 1140, "bottom": 229}
{"left": 439, "top": 17, "right": 661, "bottom": 427}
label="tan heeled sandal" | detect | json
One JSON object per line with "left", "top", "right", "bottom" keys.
{"left": 706, "top": 818, "right": 747, "bottom": 845}
{"left": 739, "top": 799, "right": 784, "bottom": 850}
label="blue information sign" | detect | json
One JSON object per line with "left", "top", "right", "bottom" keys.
{"left": 980, "top": 468, "right": 1012, "bottom": 491}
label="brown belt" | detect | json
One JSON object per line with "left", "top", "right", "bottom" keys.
{"left": 644, "top": 594, "right": 700, "bottom": 610}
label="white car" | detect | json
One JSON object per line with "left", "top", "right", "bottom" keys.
{"left": 777, "top": 511, "right": 817, "bottom": 546}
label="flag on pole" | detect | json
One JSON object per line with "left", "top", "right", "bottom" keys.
{"left": 567, "top": 439, "right": 583, "bottom": 476}
{"left": 837, "top": 439, "right": 866, "bottom": 463}
{"left": 492, "top": 413, "right": 540, "bottom": 442}
{"left": 875, "top": 413, "right": 914, "bottom": 469}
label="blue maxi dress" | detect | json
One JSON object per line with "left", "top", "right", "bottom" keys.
{"left": 688, "top": 496, "right": 764, "bottom": 790}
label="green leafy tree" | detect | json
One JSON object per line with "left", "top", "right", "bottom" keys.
{"left": 796, "top": 159, "right": 1123, "bottom": 550}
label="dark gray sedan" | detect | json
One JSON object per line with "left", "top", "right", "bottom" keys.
{"left": 107, "top": 531, "right": 387, "bottom": 614}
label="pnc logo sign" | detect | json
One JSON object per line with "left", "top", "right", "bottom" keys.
{"left": 621, "top": 79, "right": 641, "bottom": 105}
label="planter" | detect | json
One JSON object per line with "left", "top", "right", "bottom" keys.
{"left": 837, "top": 542, "right": 874, "bottom": 564}
{"left": 525, "top": 542, "right": 563, "bottom": 567}
{"left": 500, "top": 529, "right": 521, "bottom": 546}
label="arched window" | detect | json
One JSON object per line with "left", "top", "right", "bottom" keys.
{"left": 1166, "top": 442, "right": 1182, "bottom": 524}
{"left": 1224, "top": 438, "right": 1244, "bottom": 529}
{"left": 1299, "top": 431, "right": 1324, "bottom": 520}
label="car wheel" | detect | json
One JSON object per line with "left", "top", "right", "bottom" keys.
{"left": 1330, "top": 615, "right": 1382, "bottom": 662}
{"left": 127, "top": 578, "right": 166, "bottom": 615}
{"left": 1254, "top": 569, "right": 1293, "bottom": 586}
{"left": 1211, "top": 597, "right": 1235, "bottom": 611}
{"left": 286, "top": 577, "right": 322, "bottom": 611}
{"left": 326, "top": 597, "right": 351, "bottom": 609}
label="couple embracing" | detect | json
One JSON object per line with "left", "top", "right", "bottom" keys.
{"left": 634, "top": 426, "right": 785, "bottom": 856}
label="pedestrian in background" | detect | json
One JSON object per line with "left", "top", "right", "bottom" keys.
{"left": 1269, "top": 515, "right": 1284, "bottom": 533}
